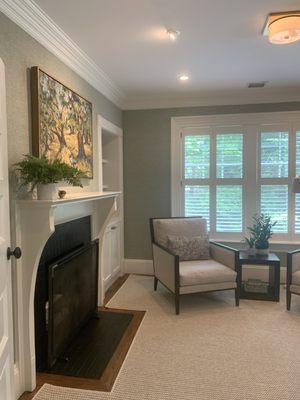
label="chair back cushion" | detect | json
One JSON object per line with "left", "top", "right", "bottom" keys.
{"left": 152, "top": 218, "right": 207, "bottom": 247}
{"left": 167, "top": 235, "right": 210, "bottom": 261}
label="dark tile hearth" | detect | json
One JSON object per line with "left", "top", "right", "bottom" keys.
{"left": 49, "top": 310, "right": 133, "bottom": 380}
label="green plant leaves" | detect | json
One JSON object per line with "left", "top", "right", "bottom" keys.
{"left": 15, "top": 154, "right": 86, "bottom": 190}
{"left": 245, "top": 213, "right": 277, "bottom": 249}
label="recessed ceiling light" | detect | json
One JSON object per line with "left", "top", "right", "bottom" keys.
{"left": 167, "top": 29, "right": 180, "bottom": 41}
{"left": 179, "top": 74, "right": 189, "bottom": 82}
{"left": 263, "top": 11, "right": 300, "bottom": 44}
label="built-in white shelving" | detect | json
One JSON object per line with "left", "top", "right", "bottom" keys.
{"left": 98, "top": 115, "right": 124, "bottom": 292}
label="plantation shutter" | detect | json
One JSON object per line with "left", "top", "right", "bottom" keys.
{"left": 259, "top": 131, "right": 289, "bottom": 234}
{"left": 183, "top": 131, "right": 243, "bottom": 233}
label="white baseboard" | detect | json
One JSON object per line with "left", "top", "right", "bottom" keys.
{"left": 124, "top": 259, "right": 154, "bottom": 275}
{"left": 124, "top": 259, "right": 287, "bottom": 283}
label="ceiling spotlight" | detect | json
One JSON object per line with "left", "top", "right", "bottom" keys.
{"left": 263, "top": 11, "right": 300, "bottom": 44}
{"left": 167, "top": 29, "right": 180, "bottom": 41}
{"left": 179, "top": 74, "right": 189, "bottom": 82}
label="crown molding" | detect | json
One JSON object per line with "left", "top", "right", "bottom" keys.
{"left": 0, "top": 0, "right": 125, "bottom": 108}
{"left": 1, "top": 1, "right": 299, "bottom": 112}
{"left": 123, "top": 87, "right": 300, "bottom": 110}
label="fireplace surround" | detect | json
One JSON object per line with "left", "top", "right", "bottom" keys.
{"left": 34, "top": 216, "right": 100, "bottom": 371}
{"left": 15, "top": 191, "right": 120, "bottom": 393}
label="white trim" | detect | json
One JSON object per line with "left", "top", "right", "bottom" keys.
{"left": 2, "top": 1, "right": 300, "bottom": 111}
{"left": 124, "top": 259, "right": 154, "bottom": 275}
{"left": 171, "top": 111, "right": 300, "bottom": 241}
{"left": 98, "top": 115, "right": 123, "bottom": 137}
{"left": 172, "top": 111, "right": 300, "bottom": 128}
{"left": 124, "top": 88, "right": 300, "bottom": 110}
{"left": 0, "top": 0, "right": 125, "bottom": 108}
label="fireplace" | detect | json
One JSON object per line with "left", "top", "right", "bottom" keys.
{"left": 16, "top": 191, "right": 119, "bottom": 393}
{"left": 34, "top": 216, "right": 99, "bottom": 371}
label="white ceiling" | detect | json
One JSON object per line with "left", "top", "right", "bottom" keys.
{"left": 34, "top": 0, "right": 300, "bottom": 108}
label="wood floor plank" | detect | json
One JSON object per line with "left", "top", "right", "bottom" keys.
{"left": 18, "top": 274, "right": 144, "bottom": 399}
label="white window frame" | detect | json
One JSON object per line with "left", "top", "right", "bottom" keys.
{"left": 171, "top": 111, "right": 300, "bottom": 243}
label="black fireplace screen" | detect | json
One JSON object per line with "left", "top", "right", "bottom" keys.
{"left": 48, "top": 240, "right": 99, "bottom": 368}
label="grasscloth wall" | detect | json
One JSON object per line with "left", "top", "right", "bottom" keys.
{"left": 0, "top": 11, "right": 122, "bottom": 181}
{"left": 123, "top": 102, "right": 300, "bottom": 260}
{"left": 0, "top": 11, "right": 122, "bottom": 323}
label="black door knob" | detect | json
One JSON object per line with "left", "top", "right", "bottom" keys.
{"left": 7, "top": 247, "right": 22, "bottom": 260}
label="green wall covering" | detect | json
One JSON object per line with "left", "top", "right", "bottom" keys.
{"left": 123, "top": 102, "right": 300, "bottom": 260}
{"left": 0, "top": 11, "right": 122, "bottom": 170}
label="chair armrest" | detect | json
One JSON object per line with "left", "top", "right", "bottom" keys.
{"left": 287, "top": 249, "right": 300, "bottom": 284}
{"left": 209, "top": 241, "right": 239, "bottom": 271}
{"left": 152, "top": 242, "right": 179, "bottom": 293}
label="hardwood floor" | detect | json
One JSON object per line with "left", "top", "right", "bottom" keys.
{"left": 19, "top": 274, "right": 145, "bottom": 399}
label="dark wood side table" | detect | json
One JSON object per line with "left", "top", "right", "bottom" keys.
{"left": 238, "top": 251, "right": 280, "bottom": 302}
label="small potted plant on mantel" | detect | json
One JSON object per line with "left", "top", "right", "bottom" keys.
{"left": 245, "top": 214, "right": 277, "bottom": 255}
{"left": 15, "top": 155, "right": 86, "bottom": 200}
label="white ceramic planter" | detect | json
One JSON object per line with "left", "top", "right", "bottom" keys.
{"left": 255, "top": 248, "right": 269, "bottom": 255}
{"left": 37, "top": 183, "right": 59, "bottom": 200}
{"left": 247, "top": 248, "right": 256, "bottom": 256}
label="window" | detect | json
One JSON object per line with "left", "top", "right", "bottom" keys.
{"left": 185, "top": 185, "right": 210, "bottom": 223}
{"left": 260, "top": 132, "right": 288, "bottom": 178}
{"left": 184, "top": 135, "right": 210, "bottom": 179}
{"left": 259, "top": 131, "right": 289, "bottom": 233}
{"left": 172, "top": 112, "right": 300, "bottom": 241}
{"left": 260, "top": 185, "right": 288, "bottom": 233}
{"left": 182, "top": 130, "right": 244, "bottom": 235}
{"left": 216, "top": 185, "right": 243, "bottom": 232}
{"left": 216, "top": 134, "right": 243, "bottom": 178}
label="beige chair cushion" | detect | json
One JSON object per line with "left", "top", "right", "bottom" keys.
{"left": 153, "top": 218, "right": 207, "bottom": 248}
{"left": 290, "top": 284, "right": 300, "bottom": 295}
{"left": 179, "top": 259, "right": 237, "bottom": 287}
{"left": 292, "top": 270, "right": 300, "bottom": 285}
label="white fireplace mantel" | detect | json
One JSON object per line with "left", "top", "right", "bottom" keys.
{"left": 15, "top": 191, "right": 120, "bottom": 393}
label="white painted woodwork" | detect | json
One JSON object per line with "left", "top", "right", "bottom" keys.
{"left": 171, "top": 111, "right": 300, "bottom": 242}
{"left": 4, "top": 0, "right": 300, "bottom": 109}
{"left": 15, "top": 192, "right": 119, "bottom": 393}
{"left": 103, "top": 221, "right": 121, "bottom": 290}
{"left": 0, "top": 0, "right": 124, "bottom": 107}
{"left": 98, "top": 115, "right": 124, "bottom": 290}
{"left": 0, "top": 58, "right": 15, "bottom": 400}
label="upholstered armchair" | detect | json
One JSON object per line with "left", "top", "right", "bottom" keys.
{"left": 150, "top": 217, "right": 240, "bottom": 314}
{"left": 286, "top": 249, "right": 300, "bottom": 310}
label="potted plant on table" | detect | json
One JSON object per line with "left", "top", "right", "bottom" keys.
{"left": 245, "top": 214, "right": 277, "bottom": 255}
{"left": 244, "top": 235, "right": 255, "bottom": 255}
{"left": 15, "top": 155, "right": 86, "bottom": 200}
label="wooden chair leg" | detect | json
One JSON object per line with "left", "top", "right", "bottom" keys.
{"left": 154, "top": 277, "right": 158, "bottom": 291}
{"left": 235, "top": 288, "right": 239, "bottom": 307}
{"left": 175, "top": 293, "right": 180, "bottom": 315}
{"left": 287, "top": 287, "right": 291, "bottom": 311}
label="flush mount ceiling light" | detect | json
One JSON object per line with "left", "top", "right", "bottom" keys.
{"left": 263, "top": 11, "right": 300, "bottom": 44}
{"left": 179, "top": 74, "right": 189, "bottom": 82}
{"left": 167, "top": 28, "right": 180, "bottom": 41}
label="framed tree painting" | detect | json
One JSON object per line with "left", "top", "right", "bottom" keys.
{"left": 31, "top": 67, "right": 93, "bottom": 178}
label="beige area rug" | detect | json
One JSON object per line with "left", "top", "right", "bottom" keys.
{"left": 33, "top": 275, "right": 300, "bottom": 400}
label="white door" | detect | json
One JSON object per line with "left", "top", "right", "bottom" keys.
{"left": 0, "top": 59, "right": 15, "bottom": 400}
